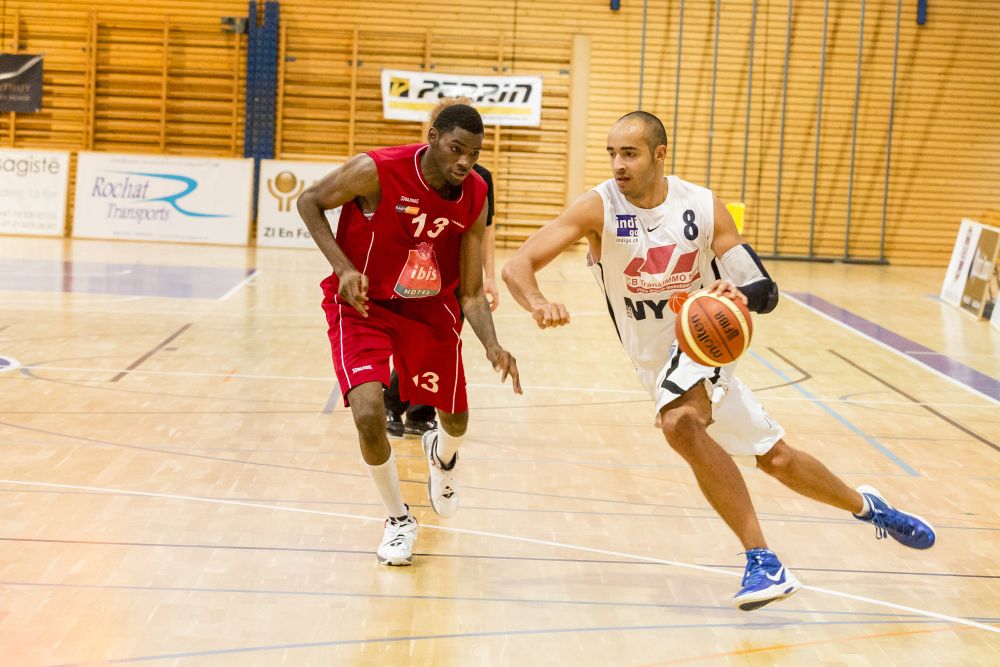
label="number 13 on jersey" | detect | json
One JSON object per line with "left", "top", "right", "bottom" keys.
{"left": 412, "top": 371, "right": 440, "bottom": 393}
{"left": 411, "top": 213, "right": 451, "bottom": 239}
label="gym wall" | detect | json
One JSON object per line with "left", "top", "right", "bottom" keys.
{"left": 2, "top": 0, "right": 996, "bottom": 265}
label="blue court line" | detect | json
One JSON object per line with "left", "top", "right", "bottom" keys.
{"left": 2, "top": 580, "right": 937, "bottom": 618}
{"left": 50, "top": 618, "right": 956, "bottom": 665}
{"left": 749, "top": 350, "right": 920, "bottom": 476}
{"left": 12, "top": 580, "right": 1000, "bottom": 612}
{"left": 322, "top": 380, "right": 340, "bottom": 414}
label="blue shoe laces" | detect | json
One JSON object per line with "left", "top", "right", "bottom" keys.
{"left": 739, "top": 548, "right": 776, "bottom": 588}
{"left": 865, "top": 495, "right": 927, "bottom": 543}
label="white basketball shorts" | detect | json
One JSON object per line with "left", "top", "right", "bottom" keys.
{"left": 636, "top": 343, "right": 785, "bottom": 457}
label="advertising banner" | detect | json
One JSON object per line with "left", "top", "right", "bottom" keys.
{"left": 257, "top": 160, "right": 342, "bottom": 248}
{"left": 381, "top": 68, "right": 543, "bottom": 127}
{"left": 991, "top": 285, "right": 1000, "bottom": 333}
{"left": 0, "top": 148, "right": 69, "bottom": 236}
{"left": 0, "top": 54, "right": 43, "bottom": 112}
{"left": 940, "top": 219, "right": 982, "bottom": 308}
{"left": 73, "top": 152, "right": 254, "bottom": 245}
{"left": 959, "top": 226, "right": 999, "bottom": 318}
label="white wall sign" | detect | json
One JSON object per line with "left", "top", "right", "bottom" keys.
{"left": 73, "top": 152, "right": 253, "bottom": 245}
{"left": 257, "top": 160, "right": 342, "bottom": 249}
{"left": 381, "top": 69, "right": 543, "bottom": 127}
{"left": 940, "top": 219, "right": 982, "bottom": 308}
{"left": 941, "top": 218, "right": 1000, "bottom": 321}
{"left": 0, "top": 148, "right": 69, "bottom": 236}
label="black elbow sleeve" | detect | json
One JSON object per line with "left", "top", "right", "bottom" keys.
{"left": 740, "top": 279, "right": 779, "bottom": 314}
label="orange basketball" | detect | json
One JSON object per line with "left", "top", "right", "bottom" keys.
{"left": 675, "top": 292, "right": 753, "bottom": 366}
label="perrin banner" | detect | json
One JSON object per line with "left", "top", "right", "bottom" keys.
{"left": 381, "top": 68, "right": 543, "bottom": 127}
{"left": 73, "top": 152, "right": 254, "bottom": 245}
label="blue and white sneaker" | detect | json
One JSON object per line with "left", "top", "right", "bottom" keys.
{"left": 733, "top": 548, "right": 802, "bottom": 611}
{"left": 854, "top": 485, "right": 935, "bottom": 549}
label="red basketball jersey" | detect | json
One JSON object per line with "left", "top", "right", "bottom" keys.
{"left": 324, "top": 143, "right": 488, "bottom": 301}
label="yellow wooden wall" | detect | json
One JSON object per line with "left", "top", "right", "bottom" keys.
{"left": 2, "top": 0, "right": 997, "bottom": 266}
{"left": 274, "top": 18, "right": 571, "bottom": 241}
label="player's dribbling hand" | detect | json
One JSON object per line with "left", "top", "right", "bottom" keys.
{"left": 531, "top": 302, "right": 570, "bottom": 329}
{"left": 704, "top": 279, "right": 747, "bottom": 306}
{"left": 487, "top": 346, "right": 522, "bottom": 395}
{"left": 339, "top": 269, "right": 370, "bottom": 317}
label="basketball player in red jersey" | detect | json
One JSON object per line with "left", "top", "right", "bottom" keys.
{"left": 297, "top": 104, "right": 521, "bottom": 566}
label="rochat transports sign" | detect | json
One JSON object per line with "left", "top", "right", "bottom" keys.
{"left": 73, "top": 152, "right": 254, "bottom": 245}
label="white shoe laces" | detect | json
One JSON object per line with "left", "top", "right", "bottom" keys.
{"left": 382, "top": 517, "right": 415, "bottom": 548}
{"left": 432, "top": 439, "right": 456, "bottom": 498}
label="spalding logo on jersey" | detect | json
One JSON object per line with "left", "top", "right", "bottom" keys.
{"left": 395, "top": 194, "right": 421, "bottom": 215}
{"left": 622, "top": 244, "right": 700, "bottom": 294}
{"left": 394, "top": 242, "right": 441, "bottom": 298}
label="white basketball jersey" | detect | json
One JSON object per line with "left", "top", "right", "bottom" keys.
{"left": 589, "top": 175, "right": 717, "bottom": 376}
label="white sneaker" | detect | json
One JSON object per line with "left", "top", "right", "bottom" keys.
{"left": 376, "top": 513, "right": 418, "bottom": 566}
{"left": 423, "top": 429, "right": 459, "bottom": 518}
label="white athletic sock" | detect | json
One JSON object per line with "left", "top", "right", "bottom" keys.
{"left": 856, "top": 494, "right": 873, "bottom": 518}
{"left": 367, "top": 452, "right": 408, "bottom": 519}
{"left": 437, "top": 428, "right": 463, "bottom": 466}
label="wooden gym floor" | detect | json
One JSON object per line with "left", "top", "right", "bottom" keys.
{"left": 0, "top": 236, "right": 998, "bottom": 666}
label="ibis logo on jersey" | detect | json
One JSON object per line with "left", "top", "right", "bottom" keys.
{"left": 615, "top": 214, "right": 638, "bottom": 242}
{"left": 394, "top": 241, "right": 441, "bottom": 298}
{"left": 395, "top": 195, "right": 421, "bottom": 215}
{"left": 623, "top": 244, "right": 700, "bottom": 294}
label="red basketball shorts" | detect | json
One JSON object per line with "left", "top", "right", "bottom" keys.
{"left": 321, "top": 285, "right": 468, "bottom": 414}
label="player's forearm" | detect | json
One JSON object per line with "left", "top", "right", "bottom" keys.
{"left": 297, "top": 193, "right": 357, "bottom": 277}
{"left": 482, "top": 226, "right": 496, "bottom": 280}
{"left": 460, "top": 291, "right": 501, "bottom": 352}
{"left": 501, "top": 257, "right": 548, "bottom": 312}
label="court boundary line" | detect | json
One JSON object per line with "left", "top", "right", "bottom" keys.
{"left": 1, "top": 478, "right": 996, "bottom": 636}
{"left": 829, "top": 348, "right": 999, "bottom": 453}
{"left": 10, "top": 363, "right": 1000, "bottom": 409}
{"left": 784, "top": 292, "right": 1000, "bottom": 407}
{"left": 217, "top": 269, "right": 258, "bottom": 301}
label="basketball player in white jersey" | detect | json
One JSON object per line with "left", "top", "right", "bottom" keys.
{"left": 502, "top": 111, "right": 935, "bottom": 611}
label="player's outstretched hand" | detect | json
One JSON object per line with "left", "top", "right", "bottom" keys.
{"left": 339, "top": 269, "right": 370, "bottom": 317}
{"left": 531, "top": 302, "right": 570, "bottom": 329}
{"left": 704, "top": 279, "right": 747, "bottom": 306}
{"left": 487, "top": 346, "right": 522, "bottom": 395}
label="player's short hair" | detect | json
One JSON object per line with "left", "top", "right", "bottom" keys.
{"left": 616, "top": 111, "right": 668, "bottom": 153}
{"left": 429, "top": 96, "right": 473, "bottom": 126}
{"left": 433, "top": 103, "right": 484, "bottom": 137}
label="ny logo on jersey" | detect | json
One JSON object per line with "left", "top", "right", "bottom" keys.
{"left": 624, "top": 297, "right": 669, "bottom": 321}
{"left": 623, "top": 244, "right": 700, "bottom": 294}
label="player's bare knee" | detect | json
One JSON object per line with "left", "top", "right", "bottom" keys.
{"left": 438, "top": 410, "right": 468, "bottom": 437}
{"left": 353, "top": 410, "right": 385, "bottom": 443}
{"left": 756, "top": 443, "right": 791, "bottom": 476}
{"left": 660, "top": 406, "right": 709, "bottom": 451}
